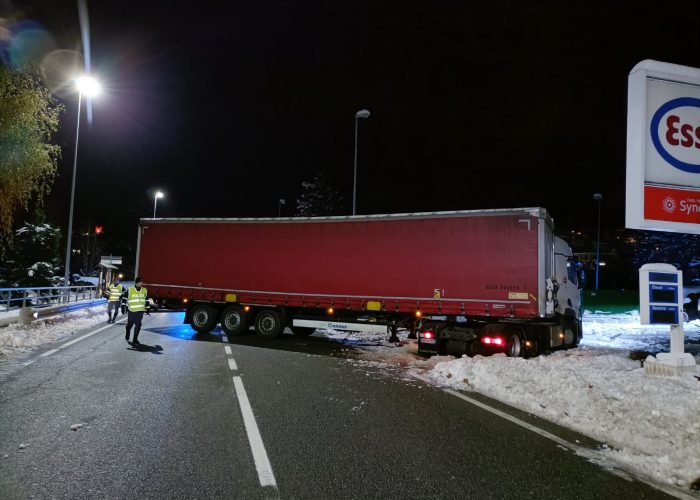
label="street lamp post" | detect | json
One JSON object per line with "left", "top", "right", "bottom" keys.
{"left": 278, "top": 198, "right": 286, "bottom": 217}
{"left": 63, "top": 76, "right": 100, "bottom": 287}
{"left": 153, "top": 191, "right": 164, "bottom": 218}
{"left": 353, "top": 109, "right": 370, "bottom": 216}
{"left": 593, "top": 193, "right": 603, "bottom": 290}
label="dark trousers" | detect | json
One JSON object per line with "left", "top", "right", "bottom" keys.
{"left": 107, "top": 301, "right": 120, "bottom": 321}
{"left": 126, "top": 311, "right": 145, "bottom": 341}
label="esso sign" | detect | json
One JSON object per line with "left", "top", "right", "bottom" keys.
{"left": 650, "top": 97, "right": 700, "bottom": 173}
{"left": 626, "top": 60, "right": 700, "bottom": 234}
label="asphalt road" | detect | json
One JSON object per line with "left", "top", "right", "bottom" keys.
{"left": 0, "top": 312, "right": 677, "bottom": 499}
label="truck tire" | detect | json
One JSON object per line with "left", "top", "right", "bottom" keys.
{"left": 563, "top": 318, "right": 580, "bottom": 348}
{"left": 291, "top": 326, "right": 315, "bottom": 336}
{"left": 255, "top": 309, "right": 284, "bottom": 338}
{"left": 191, "top": 304, "right": 217, "bottom": 333}
{"left": 506, "top": 330, "right": 524, "bottom": 358}
{"left": 221, "top": 305, "right": 248, "bottom": 336}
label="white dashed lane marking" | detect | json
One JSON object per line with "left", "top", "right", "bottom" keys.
{"left": 228, "top": 357, "right": 238, "bottom": 371}
{"left": 233, "top": 376, "right": 277, "bottom": 488}
{"left": 221, "top": 333, "right": 278, "bottom": 493}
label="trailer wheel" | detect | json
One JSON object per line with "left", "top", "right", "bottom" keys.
{"left": 291, "top": 326, "right": 315, "bottom": 336}
{"left": 221, "top": 305, "right": 248, "bottom": 336}
{"left": 255, "top": 309, "right": 284, "bottom": 338}
{"left": 190, "top": 304, "right": 217, "bottom": 333}
{"left": 506, "top": 330, "right": 524, "bottom": 358}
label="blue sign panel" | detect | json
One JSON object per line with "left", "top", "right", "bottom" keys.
{"left": 649, "top": 284, "right": 678, "bottom": 304}
{"left": 649, "top": 305, "right": 679, "bottom": 325}
{"left": 648, "top": 272, "right": 678, "bottom": 284}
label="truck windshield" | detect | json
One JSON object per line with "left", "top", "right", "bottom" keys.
{"left": 566, "top": 260, "right": 579, "bottom": 286}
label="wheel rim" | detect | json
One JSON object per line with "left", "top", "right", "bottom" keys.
{"left": 508, "top": 334, "right": 522, "bottom": 357}
{"left": 193, "top": 309, "right": 209, "bottom": 328}
{"left": 260, "top": 314, "right": 275, "bottom": 333}
{"left": 225, "top": 312, "right": 241, "bottom": 330}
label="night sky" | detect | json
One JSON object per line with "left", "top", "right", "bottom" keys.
{"left": 10, "top": 0, "right": 700, "bottom": 258}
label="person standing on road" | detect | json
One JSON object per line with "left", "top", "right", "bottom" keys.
{"left": 104, "top": 276, "right": 124, "bottom": 324}
{"left": 685, "top": 292, "right": 699, "bottom": 321}
{"left": 125, "top": 277, "right": 148, "bottom": 345}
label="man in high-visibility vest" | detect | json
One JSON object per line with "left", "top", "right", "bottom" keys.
{"left": 105, "top": 276, "right": 124, "bottom": 324}
{"left": 125, "top": 276, "right": 148, "bottom": 345}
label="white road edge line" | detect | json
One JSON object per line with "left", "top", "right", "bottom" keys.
{"left": 411, "top": 373, "right": 695, "bottom": 500}
{"left": 37, "top": 320, "right": 124, "bottom": 358}
{"left": 445, "top": 388, "right": 696, "bottom": 500}
{"left": 232, "top": 376, "right": 277, "bottom": 489}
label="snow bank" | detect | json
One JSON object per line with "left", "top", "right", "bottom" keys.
{"left": 0, "top": 306, "right": 107, "bottom": 357}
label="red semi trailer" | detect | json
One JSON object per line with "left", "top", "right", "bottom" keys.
{"left": 135, "top": 208, "right": 583, "bottom": 357}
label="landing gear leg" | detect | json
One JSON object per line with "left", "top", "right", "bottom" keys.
{"left": 389, "top": 322, "right": 400, "bottom": 343}
{"left": 408, "top": 320, "right": 417, "bottom": 340}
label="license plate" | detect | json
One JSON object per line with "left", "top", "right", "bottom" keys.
{"left": 421, "top": 338, "right": 437, "bottom": 344}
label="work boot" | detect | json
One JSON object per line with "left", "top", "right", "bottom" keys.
{"left": 133, "top": 338, "right": 140, "bottom": 346}
{"left": 125, "top": 332, "right": 130, "bottom": 342}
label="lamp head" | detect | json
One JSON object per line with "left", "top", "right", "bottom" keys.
{"left": 593, "top": 193, "right": 603, "bottom": 201}
{"left": 75, "top": 76, "right": 101, "bottom": 97}
{"left": 155, "top": 191, "right": 164, "bottom": 199}
{"left": 356, "top": 109, "right": 370, "bottom": 119}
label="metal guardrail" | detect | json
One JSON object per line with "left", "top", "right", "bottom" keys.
{"left": 0, "top": 286, "right": 100, "bottom": 312}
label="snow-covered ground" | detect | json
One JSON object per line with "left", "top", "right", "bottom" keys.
{"left": 1, "top": 306, "right": 699, "bottom": 490}
{"left": 0, "top": 305, "right": 108, "bottom": 359}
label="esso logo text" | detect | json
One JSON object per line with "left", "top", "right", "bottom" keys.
{"left": 650, "top": 97, "right": 700, "bottom": 174}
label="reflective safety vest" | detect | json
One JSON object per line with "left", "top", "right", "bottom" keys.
{"left": 107, "top": 284, "right": 123, "bottom": 302}
{"left": 127, "top": 286, "right": 147, "bottom": 312}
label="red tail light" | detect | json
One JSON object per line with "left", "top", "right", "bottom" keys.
{"left": 482, "top": 336, "right": 504, "bottom": 346}
{"left": 423, "top": 331, "right": 433, "bottom": 339}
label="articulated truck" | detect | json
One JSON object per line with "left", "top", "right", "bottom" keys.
{"left": 135, "top": 208, "right": 583, "bottom": 357}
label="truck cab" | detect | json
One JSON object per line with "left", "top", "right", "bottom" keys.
{"left": 551, "top": 236, "right": 583, "bottom": 346}
{"left": 553, "top": 236, "right": 583, "bottom": 319}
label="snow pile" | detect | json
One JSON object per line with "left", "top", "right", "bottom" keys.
{"left": 0, "top": 306, "right": 107, "bottom": 357}
{"left": 348, "top": 312, "right": 700, "bottom": 489}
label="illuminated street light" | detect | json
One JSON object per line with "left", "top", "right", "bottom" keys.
{"left": 353, "top": 109, "right": 370, "bottom": 215}
{"left": 593, "top": 193, "right": 603, "bottom": 290}
{"left": 76, "top": 76, "right": 101, "bottom": 97}
{"left": 153, "top": 191, "right": 164, "bottom": 218}
{"left": 63, "top": 75, "right": 101, "bottom": 286}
